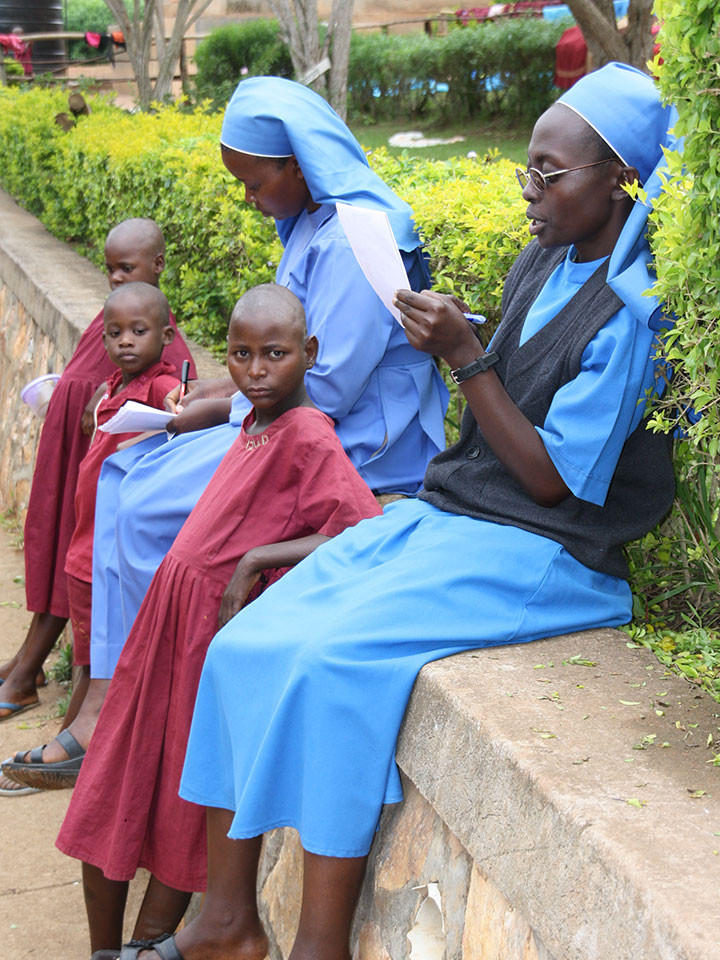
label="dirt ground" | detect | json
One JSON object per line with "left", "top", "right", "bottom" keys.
{"left": 0, "top": 527, "right": 147, "bottom": 960}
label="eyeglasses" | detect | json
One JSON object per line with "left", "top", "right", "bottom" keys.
{"left": 515, "top": 158, "right": 617, "bottom": 192}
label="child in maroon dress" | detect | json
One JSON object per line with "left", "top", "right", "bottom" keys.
{"left": 55, "top": 284, "right": 382, "bottom": 955}
{"left": 0, "top": 219, "right": 195, "bottom": 737}
{"left": 64, "top": 281, "right": 181, "bottom": 665}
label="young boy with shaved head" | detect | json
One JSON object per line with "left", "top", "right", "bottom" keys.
{"left": 0, "top": 220, "right": 195, "bottom": 773}
{"left": 55, "top": 284, "right": 381, "bottom": 949}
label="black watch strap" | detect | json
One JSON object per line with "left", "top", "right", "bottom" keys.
{"left": 450, "top": 351, "right": 500, "bottom": 384}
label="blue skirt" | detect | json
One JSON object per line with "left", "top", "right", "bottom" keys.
{"left": 179, "top": 498, "right": 631, "bottom": 857}
{"left": 90, "top": 421, "right": 241, "bottom": 679}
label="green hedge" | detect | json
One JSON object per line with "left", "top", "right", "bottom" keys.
{"left": 193, "top": 20, "right": 293, "bottom": 111}
{"left": 0, "top": 86, "right": 526, "bottom": 365}
{"left": 347, "top": 18, "right": 566, "bottom": 121}
{"left": 625, "top": 0, "right": 720, "bottom": 631}
{"left": 192, "top": 18, "right": 566, "bottom": 121}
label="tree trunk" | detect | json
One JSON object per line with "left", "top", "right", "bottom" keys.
{"left": 323, "top": 0, "right": 354, "bottom": 119}
{"left": 565, "top": 0, "right": 654, "bottom": 71}
{"left": 267, "top": 0, "right": 321, "bottom": 84}
{"left": 625, "top": 0, "right": 655, "bottom": 68}
{"left": 267, "top": 0, "right": 354, "bottom": 118}
{"left": 104, "top": 0, "right": 213, "bottom": 109}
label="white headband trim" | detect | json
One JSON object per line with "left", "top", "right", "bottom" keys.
{"left": 557, "top": 102, "right": 629, "bottom": 169}
{"left": 220, "top": 139, "right": 293, "bottom": 159}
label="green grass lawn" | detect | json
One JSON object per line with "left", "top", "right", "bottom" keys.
{"left": 350, "top": 118, "right": 533, "bottom": 163}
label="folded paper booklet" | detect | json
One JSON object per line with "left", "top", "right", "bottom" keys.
{"left": 99, "top": 400, "right": 174, "bottom": 434}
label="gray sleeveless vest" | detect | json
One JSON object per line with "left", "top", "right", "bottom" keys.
{"left": 420, "top": 241, "right": 675, "bottom": 579}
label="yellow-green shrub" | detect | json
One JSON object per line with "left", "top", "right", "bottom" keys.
{"left": 624, "top": 0, "right": 720, "bottom": 628}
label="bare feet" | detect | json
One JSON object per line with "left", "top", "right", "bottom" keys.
{"left": 0, "top": 660, "right": 46, "bottom": 687}
{"left": 0, "top": 672, "right": 40, "bottom": 721}
{"left": 0, "top": 770, "right": 40, "bottom": 796}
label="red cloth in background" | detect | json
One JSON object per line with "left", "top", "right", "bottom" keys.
{"left": 57, "top": 407, "right": 382, "bottom": 892}
{"left": 24, "top": 308, "right": 196, "bottom": 618}
{"left": 0, "top": 34, "right": 33, "bottom": 75}
{"left": 64, "top": 360, "right": 180, "bottom": 585}
{"left": 454, "top": 1, "right": 562, "bottom": 23}
{"left": 652, "top": 20, "right": 662, "bottom": 63}
{"left": 554, "top": 25, "right": 587, "bottom": 90}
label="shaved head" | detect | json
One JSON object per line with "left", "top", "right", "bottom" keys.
{"left": 104, "top": 281, "right": 170, "bottom": 329}
{"left": 106, "top": 218, "right": 166, "bottom": 258}
{"left": 230, "top": 284, "right": 306, "bottom": 338}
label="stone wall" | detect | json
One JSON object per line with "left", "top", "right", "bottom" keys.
{"left": 0, "top": 188, "right": 221, "bottom": 518}
{"left": 256, "top": 630, "right": 720, "bottom": 960}
{"left": 2, "top": 189, "right": 719, "bottom": 960}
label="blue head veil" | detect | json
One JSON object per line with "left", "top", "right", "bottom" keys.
{"left": 557, "top": 63, "right": 678, "bottom": 328}
{"left": 221, "top": 76, "right": 424, "bottom": 258}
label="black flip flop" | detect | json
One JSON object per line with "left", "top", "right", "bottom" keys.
{"left": 1, "top": 728, "right": 85, "bottom": 790}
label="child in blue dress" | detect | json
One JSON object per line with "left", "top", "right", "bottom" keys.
{"left": 128, "top": 64, "right": 677, "bottom": 960}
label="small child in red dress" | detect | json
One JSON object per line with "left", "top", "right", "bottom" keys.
{"left": 64, "top": 281, "right": 181, "bottom": 681}
{"left": 0, "top": 218, "right": 195, "bottom": 743}
{"left": 55, "top": 283, "right": 382, "bottom": 957}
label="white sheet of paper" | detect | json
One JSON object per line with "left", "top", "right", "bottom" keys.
{"left": 98, "top": 400, "right": 174, "bottom": 434}
{"left": 336, "top": 201, "right": 409, "bottom": 325}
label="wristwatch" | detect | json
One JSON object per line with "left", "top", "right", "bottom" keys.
{"left": 450, "top": 351, "right": 500, "bottom": 384}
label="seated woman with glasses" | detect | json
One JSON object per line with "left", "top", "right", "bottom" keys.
{"left": 115, "top": 64, "right": 676, "bottom": 960}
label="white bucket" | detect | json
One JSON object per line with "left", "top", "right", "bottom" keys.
{"left": 21, "top": 373, "right": 62, "bottom": 420}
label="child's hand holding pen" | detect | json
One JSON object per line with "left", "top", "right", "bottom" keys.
{"left": 165, "top": 372, "right": 196, "bottom": 415}
{"left": 164, "top": 375, "right": 238, "bottom": 415}
{"left": 178, "top": 359, "right": 190, "bottom": 406}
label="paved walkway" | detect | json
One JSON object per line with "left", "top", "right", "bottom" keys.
{"left": 0, "top": 526, "right": 147, "bottom": 960}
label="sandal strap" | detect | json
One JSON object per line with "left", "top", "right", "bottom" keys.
{"left": 56, "top": 727, "right": 85, "bottom": 759}
{"left": 29, "top": 745, "right": 46, "bottom": 764}
{"left": 153, "top": 936, "right": 184, "bottom": 960}
{"left": 120, "top": 934, "right": 184, "bottom": 960}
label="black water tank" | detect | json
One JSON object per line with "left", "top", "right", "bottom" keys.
{"left": 0, "top": 0, "right": 65, "bottom": 74}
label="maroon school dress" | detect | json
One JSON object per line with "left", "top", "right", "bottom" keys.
{"left": 64, "top": 360, "right": 181, "bottom": 665}
{"left": 23, "top": 308, "right": 195, "bottom": 619}
{"left": 57, "top": 406, "right": 381, "bottom": 892}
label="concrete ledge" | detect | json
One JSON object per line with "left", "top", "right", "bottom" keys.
{"left": 0, "top": 190, "right": 110, "bottom": 364}
{"left": 397, "top": 630, "right": 720, "bottom": 960}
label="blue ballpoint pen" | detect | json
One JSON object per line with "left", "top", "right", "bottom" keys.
{"left": 464, "top": 312, "right": 487, "bottom": 324}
